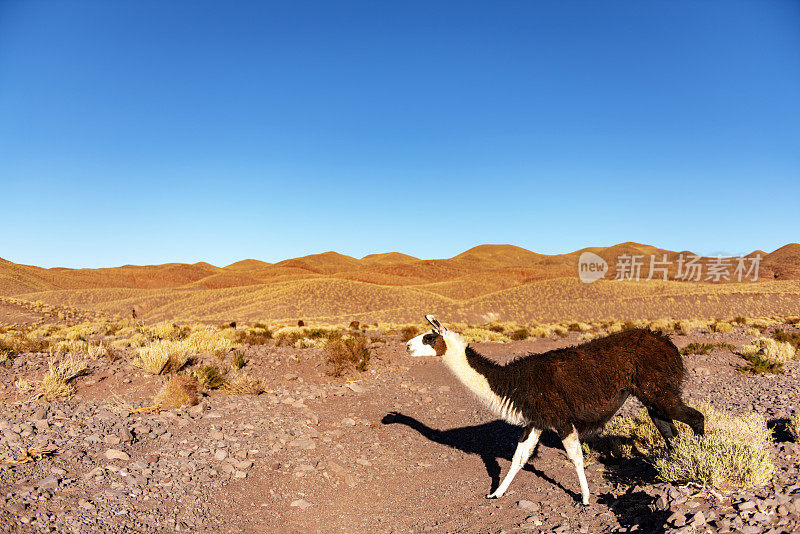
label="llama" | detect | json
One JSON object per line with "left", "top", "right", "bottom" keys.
{"left": 405, "top": 315, "right": 704, "bottom": 505}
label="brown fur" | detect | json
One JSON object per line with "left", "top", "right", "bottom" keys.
{"left": 444, "top": 328, "right": 703, "bottom": 440}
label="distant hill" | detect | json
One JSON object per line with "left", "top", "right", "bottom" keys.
{"left": 1, "top": 243, "right": 797, "bottom": 324}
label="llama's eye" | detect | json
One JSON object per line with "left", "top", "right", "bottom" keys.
{"left": 422, "top": 334, "right": 436, "bottom": 345}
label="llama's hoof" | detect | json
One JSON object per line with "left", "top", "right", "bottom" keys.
{"left": 485, "top": 492, "right": 502, "bottom": 499}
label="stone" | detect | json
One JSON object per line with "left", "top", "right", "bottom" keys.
{"left": 105, "top": 449, "right": 130, "bottom": 461}
{"left": 214, "top": 449, "right": 228, "bottom": 461}
{"left": 736, "top": 500, "right": 756, "bottom": 511}
{"left": 38, "top": 476, "right": 59, "bottom": 490}
{"left": 118, "top": 427, "right": 134, "bottom": 443}
{"left": 346, "top": 382, "right": 365, "bottom": 394}
{"left": 518, "top": 500, "right": 541, "bottom": 512}
{"left": 690, "top": 511, "right": 706, "bottom": 527}
{"left": 669, "top": 512, "right": 686, "bottom": 527}
{"left": 290, "top": 499, "right": 312, "bottom": 510}
{"left": 288, "top": 438, "right": 315, "bottom": 450}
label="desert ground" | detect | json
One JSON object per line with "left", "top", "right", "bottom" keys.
{"left": 1, "top": 243, "right": 799, "bottom": 533}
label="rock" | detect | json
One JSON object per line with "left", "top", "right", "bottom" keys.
{"left": 690, "top": 511, "right": 706, "bottom": 527}
{"left": 288, "top": 438, "right": 315, "bottom": 450}
{"left": 669, "top": 512, "right": 687, "bottom": 527}
{"left": 654, "top": 495, "right": 669, "bottom": 511}
{"left": 118, "top": 427, "right": 134, "bottom": 443}
{"left": 346, "top": 382, "right": 365, "bottom": 394}
{"left": 105, "top": 449, "right": 130, "bottom": 461}
{"left": 736, "top": 500, "right": 756, "bottom": 511}
{"left": 290, "top": 499, "right": 312, "bottom": 510}
{"left": 518, "top": 500, "right": 541, "bottom": 512}
{"left": 214, "top": 449, "right": 228, "bottom": 461}
{"left": 341, "top": 418, "right": 356, "bottom": 426}
{"left": 233, "top": 471, "right": 246, "bottom": 479}
{"left": 78, "top": 499, "right": 95, "bottom": 510}
{"left": 103, "top": 435, "right": 122, "bottom": 446}
{"left": 327, "top": 461, "right": 347, "bottom": 476}
{"left": 38, "top": 476, "right": 59, "bottom": 490}
{"left": 356, "top": 458, "right": 372, "bottom": 467}
{"left": 235, "top": 460, "right": 253, "bottom": 470}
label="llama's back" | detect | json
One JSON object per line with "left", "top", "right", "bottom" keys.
{"left": 503, "top": 329, "right": 685, "bottom": 432}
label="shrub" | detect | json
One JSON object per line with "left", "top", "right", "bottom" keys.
{"left": 273, "top": 325, "right": 341, "bottom": 346}
{"left": 595, "top": 401, "right": 773, "bottom": 488}
{"left": 461, "top": 328, "right": 509, "bottom": 343}
{"left": 713, "top": 322, "right": 734, "bottom": 333}
{"left": 326, "top": 334, "right": 371, "bottom": 376}
{"left": 509, "top": 327, "right": 529, "bottom": 341}
{"left": 681, "top": 343, "right": 715, "bottom": 356}
{"left": 400, "top": 326, "right": 420, "bottom": 342}
{"left": 772, "top": 330, "right": 800, "bottom": 351}
{"left": 737, "top": 353, "right": 784, "bottom": 375}
{"left": 154, "top": 375, "right": 199, "bottom": 409}
{"left": 38, "top": 356, "right": 88, "bottom": 401}
{"left": 187, "top": 327, "right": 233, "bottom": 354}
{"left": 235, "top": 327, "right": 273, "bottom": 345}
{"left": 739, "top": 337, "right": 797, "bottom": 365}
{"left": 222, "top": 371, "right": 264, "bottom": 395}
{"left": 191, "top": 365, "right": 226, "bottom": 390}
{"left": 231, "top": 350, "right": 247, "bottom": 369}
{"left": 133, "top": 340, "right": 191, "bottom": 374}
{"left": 745, "top": 327, "right": 761, "bottom": 337}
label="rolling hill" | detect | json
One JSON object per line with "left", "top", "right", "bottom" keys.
{"left": 1, "top": 243, "right": 798, "bottom": 324}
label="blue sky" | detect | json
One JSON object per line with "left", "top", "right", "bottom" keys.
{"left": 1, "top": 1, "right": 798, "bottom": 268}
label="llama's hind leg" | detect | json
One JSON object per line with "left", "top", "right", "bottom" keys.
{"left": 486, "top": 425, "right": 540, "bottom": 499}
{"left": 561, "top": 427, "right": 590, "bottom": 506}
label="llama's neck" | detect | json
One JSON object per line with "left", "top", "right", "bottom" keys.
{"left": 440, "top": 334, "right": 526, "bottom": 426}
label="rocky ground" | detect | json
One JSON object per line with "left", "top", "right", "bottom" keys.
{"left": 1, "top": 326, "right": 799, "bottom": 533}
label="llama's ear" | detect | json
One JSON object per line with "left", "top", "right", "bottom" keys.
{"left": 425, "top": 314, "right": 447, "bottom": 333}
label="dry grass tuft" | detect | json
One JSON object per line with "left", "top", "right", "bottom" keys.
{"left": 153, "top": 375, "right": 199, "bottom": 409}
{"left": 231, "top": 350, "right": 247, "bottom": 370}
{"left": 221, "top": 371, "right": 264, "bottom": 395}
{"left": 595, "top": 401, "right": 773, "bottom": 489}
{"left": 133, "top": 340, "right": 191, "bottom": 374}
{"left": 325, "top": 334, "right": 371, "bottom": 377}
{"left": 399, "top": 325, "right": 420, "bottom": 342}
{"left": 712, "top": 322, "right": 734, "bottom": 333}
{"left": 187, "top": 327, "right": 233, "bottom": 354}
{"left": 234, "top": 326, "right": 273, "bottom": 345}
{"left": 739, "top": 337, "right": 797, "bottom": 365}
{"left": 38, "top": 356, "right": 88, "bottom": 401}
{"left": 190, "top": 364, "right": 226, "bottom": 390}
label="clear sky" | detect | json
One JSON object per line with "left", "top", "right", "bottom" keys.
{"left": 1, "top": 1, "right": 798, "bottom": 268}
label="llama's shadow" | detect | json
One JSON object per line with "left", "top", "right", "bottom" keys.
{"left": 382, "top": 412, "right": 670, "bottom": 533}
{"left": 381, "top": 411, "right": 576, "bottom": 500}
{"left": 768, "top": 417, "right": 794, "bottom": 442}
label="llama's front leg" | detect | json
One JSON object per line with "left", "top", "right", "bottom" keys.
{"left": 561, "top": 427, "right": 590, "bottom": 506}
{"left": 486, "top": 426, "right": 540, "bottom": 499}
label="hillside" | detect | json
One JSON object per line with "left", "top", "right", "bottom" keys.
{"left": 1, "top": 243, "right": 798, "bottom": 324}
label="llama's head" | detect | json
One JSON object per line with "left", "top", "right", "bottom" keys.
{"left": 406, "top": 315, "right": 466, "bottom": 358}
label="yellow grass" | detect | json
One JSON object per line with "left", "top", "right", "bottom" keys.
{"left": 739, "top": 337, "right": 798, "bottom": 365}
{"left": 597, "top": 401, "right": 773, "bottom": 488}
{"left": 38, "top": 355, "right": 88, "bottom": 401}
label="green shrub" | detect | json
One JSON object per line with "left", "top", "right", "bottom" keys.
{"left": 191, "top": 364, "right": 226, "bottom": 390}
